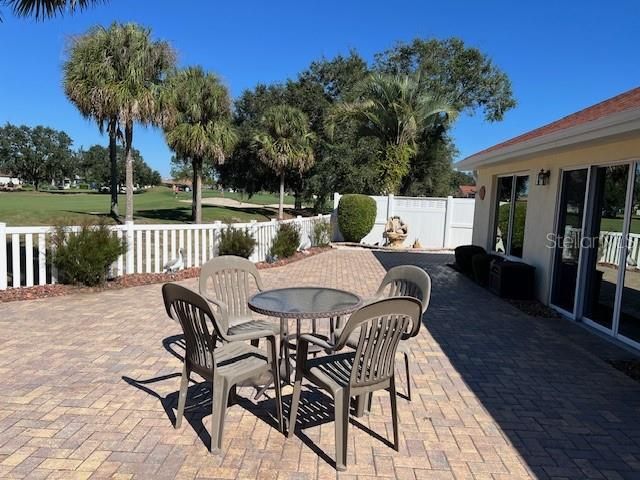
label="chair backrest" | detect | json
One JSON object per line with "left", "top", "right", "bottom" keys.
{"left": 199, "top": 255, "right": 264, "bottom": 329}
{"left": 375, "top": 265, "right": 432, "bottom": 314}
{"left": 336, "top": 297, "right": 422, "bottom": 389}
{"left": 163, "top": 283, "right": 222, "bottom": 373}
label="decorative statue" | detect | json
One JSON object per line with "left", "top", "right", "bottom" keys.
{"left": 384, "top": 216, "right": 408, "bottom": 248}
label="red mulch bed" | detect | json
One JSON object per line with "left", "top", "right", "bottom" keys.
{"left": 0, "top": 247, "right": 331, "bottom": 303}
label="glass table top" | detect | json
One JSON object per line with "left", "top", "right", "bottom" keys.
{"left": 248, "top": 287, "right": 362, "bottom": 318}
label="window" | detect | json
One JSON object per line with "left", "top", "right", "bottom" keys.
{"left": 493, "top": 174, "right": 529, "bottom": 257}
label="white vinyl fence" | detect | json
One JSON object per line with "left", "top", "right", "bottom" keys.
{"left": 0, "top": 215, "right": 329, "bottom": 290}
{"left": 332, "top": 193, "right": 475, "bottom": 249}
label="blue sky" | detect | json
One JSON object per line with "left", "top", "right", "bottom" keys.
{"left": 0, "top": 0, "right": 638, "bottom": 177}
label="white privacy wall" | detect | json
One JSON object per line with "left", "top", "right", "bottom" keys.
{"left": 333, "top": 193, "right": 474, "bottom": 249}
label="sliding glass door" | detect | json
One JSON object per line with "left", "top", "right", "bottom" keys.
{"left": 552, "top": 161, "right": 640, "bottom": 349}
{"left": 582, "top": 165, "right": 630, "bottom": 331}
{"left": 618, "top": 164, "right": 640, "bottom": 345}
{"left": 551, "top": 169, "right": 589, "bottom": 314}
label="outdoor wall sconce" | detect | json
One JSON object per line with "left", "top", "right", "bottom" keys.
{"left": 537, "top": 169, "right": 551, "bottom": 186}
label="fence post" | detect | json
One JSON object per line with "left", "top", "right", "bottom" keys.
{"left": 443, "top": 196, "right": 454, "bottom": 249}
{"left": 333, "top": 192, "right": 341, "bottom": 210}
{"left": 387, "top": 193, "right": 395, "bottom": 219}
{"left": 0, "top": 223, "right": 6, "bottom": 290}
{"left": 249, "top": 220, "right": 258, "bottom": 262}
{"left": 125, "top": 220, "right": 135, "bottom": 274}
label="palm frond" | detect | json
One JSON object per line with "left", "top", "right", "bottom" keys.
{"left": 5, "top": 0, "right": 105, "bottom": 19}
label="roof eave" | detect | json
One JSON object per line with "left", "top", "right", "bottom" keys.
{"left": 457, "top": 107, "right": 640, "bottom": 170}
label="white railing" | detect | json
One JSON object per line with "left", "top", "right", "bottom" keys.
{"left": 0, "top": 214, "right": 330, "bottom": 290}
{"left": 599, "top": 231, "right": 640, "bottom": 267}
{"left": 560, "top": 228, "right": 640, "bottom": 268}
{"left": 332, "top": 193, "right": 475, "bottom": 249}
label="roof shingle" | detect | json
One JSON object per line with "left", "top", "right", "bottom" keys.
{"left": 472, "top": 86, "right": 640, "bottom": 157}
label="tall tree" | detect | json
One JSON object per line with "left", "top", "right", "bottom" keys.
{"left": 0, "top": 123, "right": 74, "bottom": 191}
{"left": 253, "top": 105, "right": 315, "bottom": 219}
{"left": 374, "top": 38, "right": 516, "bottom": 195}
{"left": 78, "top": 144, "right": 160, "bottom": 187}
{"left": 328, "top": 74, "right": 455, "bottom": 194}
{"left": 64, "top": 23, "right": 174, "bottom": 222}
{"left": 374, "top": 38, "right": 516, "bottom": 121}
{"left": 161, "top": 67, "right": 236, "bottom": 223}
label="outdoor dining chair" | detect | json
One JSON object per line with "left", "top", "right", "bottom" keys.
{"left": 370, "top": 265, "right": 431, "bottom": 401}
{"left": 162, "top": 283, "right": 283, "bottom": 453}
{"left": 199, "top": 255, "right": 280, "bottom": 343}
{"left": 287, "top": 296, "right": 422, "bottom": 471}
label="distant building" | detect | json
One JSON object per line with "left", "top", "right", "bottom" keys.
{"left": 457, "top": 185, "right": 476, "bottom": 198}
{"left": 0, "top": 172, "right": 21, "bottom": 186}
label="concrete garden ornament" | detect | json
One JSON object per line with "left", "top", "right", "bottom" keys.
{"left": 384, "top": 216, "right": 408, "bottom": 248}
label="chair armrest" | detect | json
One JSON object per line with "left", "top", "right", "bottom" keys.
{"left": 224, "top": 329, "right": 275, "bottom": 343}
{"left": 299, "top": 333, "right": 336, "bottom": 351}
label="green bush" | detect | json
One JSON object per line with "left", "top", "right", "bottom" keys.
{"left": 270, "top": 222, "right": 301, "bottom": 259}
{"left": 51, "top": 221, "right": 126, "bottom": 286}
{"left": 337, "top": 194, "right": 376, "bottom": 242}
{"left": 78, "top": 183, "right": 89, "bottom": 190}
{"left": 218, "top": 225, "right": 256, "bottom": 259}
{"left": 311, "top": 219, "right": 332, "bottom": 247}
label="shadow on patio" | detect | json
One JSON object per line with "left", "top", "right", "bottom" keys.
{"left": 374, "top": 251, "right": 640, "bottom": 480}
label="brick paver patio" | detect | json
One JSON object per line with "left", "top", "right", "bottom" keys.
{"left": 1, "top": 249, "right": 639, "bottom": 479}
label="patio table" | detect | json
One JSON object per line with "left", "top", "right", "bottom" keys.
{"left": 248, "top": 287, "right": 362, "bottom": 381}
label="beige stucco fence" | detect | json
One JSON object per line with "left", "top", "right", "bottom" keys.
{"left": 0, "top": 215, "right": 330, "bottom": 290}
{"left": 332, "top": 193, "right": 475, "bottom": 249}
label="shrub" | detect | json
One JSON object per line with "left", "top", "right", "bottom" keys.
{"left": 51, "top": 221, "right": 126, "bottom": 286}
{"left": 270, "top": 222, "right": 301, "bottom": 259}
{"left": 454, "top": 245, "right": 486, "bottom": 274}
{"left": 218, "top": 225, "right": 256, "bottom": 259}
{"left": 78, "top": 183, "right": 89, "bottom": 190}
{"left": 337, "top": 194, "right": 376, "bottom": 243}
{"left": 311, "top": 219, "right": 332, "bottom": 247}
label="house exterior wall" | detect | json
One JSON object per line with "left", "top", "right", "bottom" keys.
{"left": 471, "top": 134, "right": 640, "bottom": 304}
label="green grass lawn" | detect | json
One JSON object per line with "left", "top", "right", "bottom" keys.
{"left": 0, "top": 187, "right": 293, "bottom": 226}
{"left": 200, "top": 189, "right": 295, "bottom": 205}
{"left": 600, "top": 217, "right": 640, "bottom": 234}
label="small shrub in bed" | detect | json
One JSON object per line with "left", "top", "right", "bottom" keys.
{"left": 311, "top": 219, "right": 332, "bottom": 247}
{"left": 454, "top": 245, "right": 486, "bottom": 274}
{"left": 218, "top": 225, "right": 256, "bottom": 259}
{"left": 337, "top": 194, "right": 376, "bottom": 243}
{"left": 52, "top": 221, "right": 126, "bottom": 286}
{"left": 270, "top": 222, "right": 301, "bottom": 259}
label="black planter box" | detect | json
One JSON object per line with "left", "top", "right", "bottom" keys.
{"left": 489, "top": 261, "right": 535, "bottom": 300}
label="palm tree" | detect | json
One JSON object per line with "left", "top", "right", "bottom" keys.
{"left": 327, "top": 73, "right": 456, "bottom": 194}
{"left": 161, "top": 67, "right": 237, "bottom": 223}
{"left": 253, "top": 105, "right": 315, "bottom": 220}
{"left": 64, "top": 23, "right": 175, "bottom": 222}
{"left": 2, "top": 0, "right": 103, "bottom": 20}
{"left": 64, "top": 27, "right": 120, "bottom": 218}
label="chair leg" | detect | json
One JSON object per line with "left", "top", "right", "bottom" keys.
{"left": 175, "top": 363, "right": 190, "bottom": 428}
{"left": 355, "top": 394, "right": 366, "bottom": 417}
{"left": 403, "top": 352, "right": 411, "bottom": 401}
{"left": 334, "top": 390, "right": 350, "bottom": 471}
{"left": 210, "top": 377, "right": 231, "bottom": 454}
{"left": 287, "top": 376, "right": 303, "bottom": 438}
{"left": 270, "top": 337, "right": 284, "bottom": 433}
{"left": 389, "top": 377, "right": 399, "bottom": 451}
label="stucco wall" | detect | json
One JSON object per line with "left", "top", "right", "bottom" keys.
{"left": 470, "top": 134, "right": 640, "bottom": 304}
